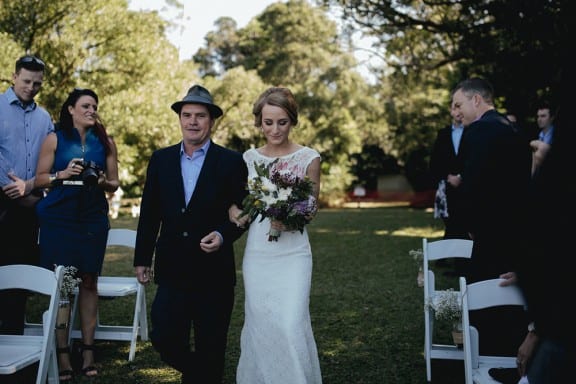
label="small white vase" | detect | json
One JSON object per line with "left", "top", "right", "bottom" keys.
{"left": 452, "top": 321, "right": 463, "bottom": 347}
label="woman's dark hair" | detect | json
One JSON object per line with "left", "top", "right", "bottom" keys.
{"left": 58, "top": 88, "right": 112, "bottom": 154}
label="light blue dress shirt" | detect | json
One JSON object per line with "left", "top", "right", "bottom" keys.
{"left": 451, "top": 124, "right": 464, "bottom": 155}
{"left": 0, "top": 87, "right": 54, "bottom": 186}
{"left": 538, "top": 126, "right": 554, "bottom": 144}
{"left": 180, "top": 140, "right": 210, "bottom": 205}
{"left": 180, "top": 140, "right": 224, "bottom": 244}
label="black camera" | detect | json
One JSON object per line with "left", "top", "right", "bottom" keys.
{"left": 75, "top": 160, "right": 101, "bottom": 187}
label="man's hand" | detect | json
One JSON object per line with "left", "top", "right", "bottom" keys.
{"left": 499, "top": 271, "right": 517, "bottom": 286}
{"left": 229, "top": 204, "right": 249, "bottom": 228}
{"left": 200, "top": 231, "right": 223, "bottom": 253}
{"left": 516, "top": 331, "right": 539, "bottom": 377}
{"left": 530, "top": 139, "right": 551, "bottom": 175}
{"left": 446, "top": 173, "right": 462, "bottom": 187}
{"left": 135, "top": 266, "right": 153, "bottom": 284}
{"left": 2, "top": 173, "right": 28, "bottom": 199}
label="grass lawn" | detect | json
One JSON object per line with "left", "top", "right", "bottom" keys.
{"left": 22, "top": 205, "right": 468, "bottom": 383}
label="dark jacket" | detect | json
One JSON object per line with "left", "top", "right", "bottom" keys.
{"left": 133, "top": 141, "right": 247, "bottom": 289}
{"left": 517, "top": 109, "right": 576, "bottom": 348}
{"left": 458, "top": 109, "right": 532, "bottom": 281}
{"left": 429, "top": 125, "right": 467, "bottom": 223}
{"left": 430, "top": 125, "right": 466, "bottom": 185}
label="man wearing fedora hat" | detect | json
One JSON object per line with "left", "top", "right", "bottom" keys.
{"left": 134, "top": 85, "right": 248, "bottom": 383}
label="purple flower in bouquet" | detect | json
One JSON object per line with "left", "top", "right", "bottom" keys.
{"left": 240, "top": 159, "right": 317, "bottom": 241}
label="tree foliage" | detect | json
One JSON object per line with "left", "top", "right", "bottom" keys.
{"left": 194, "top": 0, "right": 387, "bottom": 203}
{"left": 0, "top": 0, "right": 189, "bottom": 197}
{"left": 1, "top": 0, "right": 564, "bottom": 205}
{"left": 318, "top": 0, "right": 565, "bottom": 122}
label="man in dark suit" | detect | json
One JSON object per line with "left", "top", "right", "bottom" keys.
{"left": 133, "top": 85, "right": 248, "bottom": 384}
{"left": 453, "top": 78, "right": 531, "bottom": 282}
{"left": 429, "top": 104, "right": 470, "bottom": 275}
{"left": 429, "top": 105, "right": 469, "bottom": 240}
{"left": 452, "top": 77, "right": 532, "bottom": 357}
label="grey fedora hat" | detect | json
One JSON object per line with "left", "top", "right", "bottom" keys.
{"left": 170, "top": 85, "right": 223, "bottom": 118}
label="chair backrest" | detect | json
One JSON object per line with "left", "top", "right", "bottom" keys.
{"left": 100, "top": 228, "right": 137, "bottom": 276}
{"left": 459, "top": 277, "right": 526, "bottom": 384}
{"left": 0, "top": 264, "right": 64, "bottom": 383}
{"left": 106, "top": 228, "right": 137, "bottom": 248}
{"left": 423, "top": 237, "right": 473, "bottom": 325}
{"left": 423, "top": 237, "right": 473, "bottom": 382}
{"left": 423, "top": 237, "right": 472, "bottom": 294}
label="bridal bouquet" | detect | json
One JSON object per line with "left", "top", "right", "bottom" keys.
{"left": 240, "top": 159, "right": 317, "bottom": 241}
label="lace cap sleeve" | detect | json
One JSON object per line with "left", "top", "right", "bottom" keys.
{"left": 295, "top": 147, "right": 320, "bottom": 169}
{"left": 243, "top": 147, "right": 320, "bottom": 178}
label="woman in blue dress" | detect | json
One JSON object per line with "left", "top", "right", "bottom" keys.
{"left": 34, "top": 88, "right": 119, "bottom": 381}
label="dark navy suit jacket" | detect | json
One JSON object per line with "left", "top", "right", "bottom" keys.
{"left": 133, "top": 140, "right": 247, "bottom": 289}
{"left": 458, "top": 108, "right": 532, "bottom": 294}
{"left": 458, "top": 109, "right": 533, "bottom": 356}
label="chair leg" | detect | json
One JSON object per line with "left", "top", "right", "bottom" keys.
{"left": 139, "top": 286, "right": 148, "bottom": 341}
{"left": 67, "top": 292, "right": 80, "bottom": 345}
{"left": 128, "top": 284, "right": 147, "bottom": 361}
{"left": 128, "top": 303, "right": 139, "bottom": 362}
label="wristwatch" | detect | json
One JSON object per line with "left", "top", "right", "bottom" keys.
{"left": 49, "top": 172, "right": 58, "bottom": 183}
{"left": 527, "top": 322, "right": 536, "bottom": 333}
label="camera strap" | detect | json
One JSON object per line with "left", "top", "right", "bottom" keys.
{"left": 62, "top": 180, "right": 84, "bottom": 186}
{"left": 51, "top": 180, "right": 84, "bottom": 186}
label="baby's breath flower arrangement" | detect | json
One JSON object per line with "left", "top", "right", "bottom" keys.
{"left": 426, "top": 288, "right": 462, "bottom": 325}
{"left": 55, "top": 265, "right": 81, "bottom": 329}
{"left": 410, "top": 248, "right": 424, "bottom": 265}
{"left": 58, "top": 265, "right": 82, "bottom": 300}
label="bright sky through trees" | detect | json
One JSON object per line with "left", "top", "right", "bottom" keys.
{"left": 129, "top": 0, "right": 279, "bottom": 61}
{"left": 128, "top": 0, "right": 378, "bottom": 82}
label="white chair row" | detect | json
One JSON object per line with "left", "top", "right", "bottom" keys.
{"left": 0, "top": 264, "right": 64, "bottom": 384}
{"left": 24, "top": 228, "right": 147, "bottom": 362}
{"left": 460, "top": 277, "right": 526, "bottom": 384}
{"left": 423, "top": 237, "right": 473, "bottom": 382}
{"left": 68, "top": 228, "right": 147, "bottom": 361}
{"left": 422, "top": 236, "right": 528, "bottom": 383}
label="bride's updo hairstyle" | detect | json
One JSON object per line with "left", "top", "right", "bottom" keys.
{"left": 252, "top": 87, "right": 299, "bottom": 128}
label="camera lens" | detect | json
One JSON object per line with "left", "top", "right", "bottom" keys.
{"left": 80, "top": 161, "right": 100, "bottom": 187}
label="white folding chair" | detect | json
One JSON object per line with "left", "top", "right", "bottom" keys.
{"left": 69, "top": 228, "right": 147, "bottom": 361}
{"left": 460, "top": 277, "right": 526, "bottom": 384}
{"left": 423, "top": 237, "right": 473, "bottom": 382}
{"left": 0, "top": 264, "right": 64, "bottom": 384}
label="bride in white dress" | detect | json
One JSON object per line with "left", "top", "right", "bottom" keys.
{"left": 231, "top": 87, "right": 322, "bottom": 384}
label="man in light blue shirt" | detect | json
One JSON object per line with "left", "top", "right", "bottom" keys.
{"left": 0, "top": 54, "right": 54, "bottom": 335}
{"left": 536, "top": 104, "right": 554, "bottom": 144}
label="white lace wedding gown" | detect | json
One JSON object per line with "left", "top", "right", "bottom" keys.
{"left": 236, "top": 147, "right": 322, "bottom": 384}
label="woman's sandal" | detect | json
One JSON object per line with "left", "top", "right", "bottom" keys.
{"left": 79, "top": 343, "right": 98, "bottom": 377}
{"left": 56, "top": 347, "right": 74, "bottom": 382}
